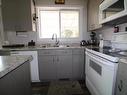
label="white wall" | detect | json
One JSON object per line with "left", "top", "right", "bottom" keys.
{"left": 7, "top": 31, "right": 37, "bottom": 45}
{"left": 6, "top": 0, "right": 89, "bottom": 45}
{"left": 36, "top": 0, "right": 87, "bottom": 6}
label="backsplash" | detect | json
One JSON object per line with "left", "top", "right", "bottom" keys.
{"left": 6, "top": 31, "right": 37, "bottom": 45}
{"left": 96, "top": 23, "right": 127, "bottom": 41}
{"left": 6, "top": 31, "right": 90, "bottom": 45}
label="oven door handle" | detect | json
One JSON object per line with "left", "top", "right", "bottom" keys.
{"left": 86, "top": 52, "right": 116, "bottom": 68}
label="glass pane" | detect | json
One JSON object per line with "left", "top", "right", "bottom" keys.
{"left": 39, "top": 11, "right": 60, "bottom": 38}
{"left": 61, "top": 11, "right": 79, "bottom": 38}
{"left": 102, "top": 0, "right": 124, "bottom": 19}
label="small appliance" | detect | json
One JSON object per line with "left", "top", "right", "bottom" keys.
{"left": 80, "top": 40, "right": 87, "bottom": 46}
{"left": 99, "top": 0, "right": 127, "bottom": 24}
{"left": 89, "top": 32, "right": 97, "bottom": 45}
{"left": 28, "top": 40, "right": 35, "bottom": 46}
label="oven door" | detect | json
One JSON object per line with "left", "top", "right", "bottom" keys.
{"left": 85, "top": 52, "right": 117, "bottom": 95}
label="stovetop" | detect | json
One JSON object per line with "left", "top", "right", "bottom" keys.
{"left": 90, "top": 48, "right": 127, "bottom": 57}
{"left": 86, "top": 47, "right": 127, "bottom": 62}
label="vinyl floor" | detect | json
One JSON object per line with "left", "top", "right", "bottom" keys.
{"left": 32, "top": 80, "right": 91, "bottom": 95}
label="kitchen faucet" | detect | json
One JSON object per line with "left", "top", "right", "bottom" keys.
{"left": 52, "top": 33, "right": 59, "bottom": 47}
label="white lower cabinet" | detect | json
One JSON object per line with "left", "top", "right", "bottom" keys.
{"left": 72, "top": 49, "right": 85, "bottom": 79}
{"left": 39, "top": 55, "right": 57, "bottom": 80}
{"left": 38, "top": 49, "right": 84, "bottom": 81}
{"left": 57, "top": 54, "right": 72, "bottom": 79}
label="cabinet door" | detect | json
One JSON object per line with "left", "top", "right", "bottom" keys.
{"left": 88, "top": 0, "right": 102, "bottom": 31}
{"left": 16, "top": 0, "right": 32, "bottom": 31}
{"left": 57, "top": 55, "right": 72, "bottom": 79}
{"left": 2, "top": 0, "right": 34, "bottom": 31}
{"left": 2, "top": 0, "right": 17, "bottom": 31}
{"left": 38, "top": 55, "right": 57, "bottom": 81}
{"left": 88, "top": 0, "right": 95, "bottom": 30}
{"left": 72, "top": 54, "right": 84, "bottom": 79}
{"left": 72, "top": 49, "right": 84, "bottom": 80}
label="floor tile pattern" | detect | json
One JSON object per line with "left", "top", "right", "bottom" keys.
{"left": 32, "top": 80, "right": 91, "bottom": 95}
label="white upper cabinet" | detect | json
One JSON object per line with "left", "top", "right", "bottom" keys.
{"left": 88, "top": 0, "right": 102, "bottom": 31}
{"left": 1, "top": 0, "right": 36, "bottom": 32}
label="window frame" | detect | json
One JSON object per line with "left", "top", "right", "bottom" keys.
{"left": 36, "top": 7, "right": 83, "bottom": 43}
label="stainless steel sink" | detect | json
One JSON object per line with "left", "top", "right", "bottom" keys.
{"left": 41, "top": 45, "right": 70, "bottom": 48}
{"left": 54, "top": 45, "right": 70, "bottom": 47}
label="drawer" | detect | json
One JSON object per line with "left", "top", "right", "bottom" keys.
{"left": 72, "top": 49, "right": 84, "bottom": 55}
{"left": 38, "top": 50, "right": 56, "bottom": 55}
{"left": 55, "top": 50, "right": 72, "bottom": 55}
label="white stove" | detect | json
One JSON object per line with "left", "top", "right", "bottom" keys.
{"left": 85, "top": 32, "right": 127, "bottom": 95}
{"left": 85, "top": 48, "right": 118, "bottom": 95}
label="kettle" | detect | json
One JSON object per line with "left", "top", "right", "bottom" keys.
{"left": 80, "top": 40, "right": 87, "bottom": 46}
{"left": 28, "top": 40, "right": 35, "bottom": 46}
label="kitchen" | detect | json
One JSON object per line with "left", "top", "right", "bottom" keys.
{"left": 0, "top": 0, "right": 127, "bottom": 95}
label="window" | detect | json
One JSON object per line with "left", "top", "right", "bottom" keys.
{"left": 37, "top": 7, "right": 83, "bottom": 42}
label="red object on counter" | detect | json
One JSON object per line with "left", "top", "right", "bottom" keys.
{"left": 114, "top": 26, "right": 119, "bottom": 33}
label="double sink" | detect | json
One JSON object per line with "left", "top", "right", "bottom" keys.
{"left": 41, "top": 44, "right": 70, "bottom": 48}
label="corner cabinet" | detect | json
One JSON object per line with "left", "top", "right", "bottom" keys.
{"left": 1, "top": 0, "right": 36, "bottom": 32}
{"left": 88, "top": 0, "right": 102, "bottom": 31}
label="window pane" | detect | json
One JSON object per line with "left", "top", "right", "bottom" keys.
{"left": 39, "top": 11, "right": 60, "bottom": 38}
{"left": 61, "top": 11, "right": 79, "bottom": 38}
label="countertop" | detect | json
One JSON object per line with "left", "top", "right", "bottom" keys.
{"left": 0, "top": 55, "right": 33, "bottom": 78}
{"left": 0, "top": 45, "right": 99, "bottom": 51}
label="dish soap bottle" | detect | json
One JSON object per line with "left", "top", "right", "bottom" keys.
{"left": 99, "top": 34, "right": 103, "bottom": 48}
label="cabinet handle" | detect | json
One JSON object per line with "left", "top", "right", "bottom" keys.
{"left": 63, "top": 51, "right": 67, "bottom": 53}
{"left": 53, "top": 58, "right": 54, "bottom": 63}
{"left": 57, "top": 57, "right": 59, "bottom": 62}
{"left": 118, "top": 80, "right": 123, "bottom": 92}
